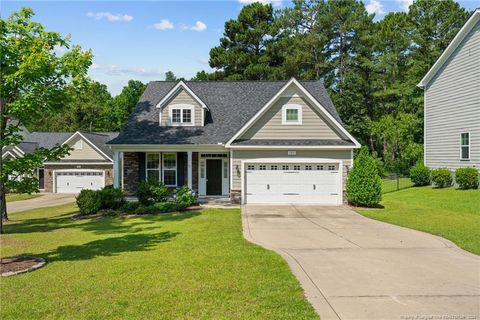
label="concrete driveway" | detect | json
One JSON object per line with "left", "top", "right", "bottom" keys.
{"left": 242, "top": 205, "right": 480, "bottom": 320}
{"left": 7, "top": 193, "right": 76, "bottom": 213}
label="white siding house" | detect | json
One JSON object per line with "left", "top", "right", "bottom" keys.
{"left": 418, "top": 9, "right": 480, "bottom": 170}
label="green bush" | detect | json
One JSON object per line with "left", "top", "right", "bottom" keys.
{"left": 346, "top": 148, "right": 382, "bottom": 207}
{"left": 431, "top": 168, "right": 453, "bottom": 188}
{"left": 455, "top": 167, "right": 479, "bottom": 190}
{"left": 174, "top": 186, "right": 197, "bottom": 208}
{"left": 137, "top": 180, "right": 171, "bottom": 205}
{"left": 137, "top": 202, "right": 183, "bottom": 215}
{"left": 76, "top": 189, "right": 102, "bottom": 215}
{"left": 409, "top": 163, "right": 431, "bottom": 186}
{"left": 100, "top": 185, "right": 126, "bottom": 209}
{"left": 122, "top": 201, "right": 141, "bottom": 214}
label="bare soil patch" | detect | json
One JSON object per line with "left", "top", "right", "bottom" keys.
{"left": 1, "top": 256, "right": 46, "bottom": 276}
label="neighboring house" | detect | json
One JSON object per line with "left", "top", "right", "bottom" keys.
{"left": 2, "top": 131, "right": 118, "bottom": 193}
{"left": 108, "top": 78, "right": 360, "bottom": 204}
{"left": 418, "top": 9, "right": 480, "bottom": 169}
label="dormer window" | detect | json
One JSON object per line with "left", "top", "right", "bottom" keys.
{"left": 282, "top": 104, "right": 302, "bottom": 125}
{"left": 169, "top": 104, "right": 194, "bottom": 126}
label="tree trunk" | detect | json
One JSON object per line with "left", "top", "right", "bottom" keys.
{"left": 0, "top": 99, "right": 7, "bottom": 233}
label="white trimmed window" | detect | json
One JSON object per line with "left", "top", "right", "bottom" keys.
{"left": 282, "top": 104, "right": 302, "bottom": 125}
{"left": 169, "top": 104, "right": 194, "bottom": 126}
{"left": 162, "top": 153, "right": 177, "bottom": 186}
{"left": 460, "top": 132, "right": 470, "bottom": 160}
{"left": 146, "top": 153, "right": 160, "bottom": 182}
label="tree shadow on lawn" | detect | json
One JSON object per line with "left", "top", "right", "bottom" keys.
{"left": 4, "top": 211, "right": 201, "bottom": 235}
{"left": 29, "top": 231, "right": 179, "bottom": 262}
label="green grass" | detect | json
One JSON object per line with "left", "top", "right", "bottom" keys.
{"left": 6, "top": 193, "right": 42, "bottom": 202}
{"left": 356, "top": 187, "right": 480, "bottom": 255}
{"left": 0, "top": 205, "right": 318, "bottom": 320}
{"left": 381, "top": 177, "right": 414, "bottom": 193}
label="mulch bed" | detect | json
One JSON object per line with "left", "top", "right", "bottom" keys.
{"left": 1, "top": 256, "right": 46, "bottom": 277}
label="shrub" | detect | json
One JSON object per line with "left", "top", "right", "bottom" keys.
{"left": 137, "top": 180, "right": 171, "bottom": 205}
{"left": 409, "top": 163, "right": 431, "bottom": 186}
{"left": 135, "top": 202, "right": 183, "bottom": 215}
{"left": 431, "top": 168, "right": 453, "bottom": 188}
{"left": 174, "top": 186, "right": 197, "bottom": 208}
{"left": 346, "top": 148, "right": 382, "bottom": 207}
{"left": 100, "top": 185, "right": 126, "bottom": 209}
{"left": 455, "top": 167, "right": 479, "bottom": 190}
{"left": 76, "top": 189, "right": 102, "bottom": 215}
{"left": 122, "top": 201, "right": 141, "bottom": 214}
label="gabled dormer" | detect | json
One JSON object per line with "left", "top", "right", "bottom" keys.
{"left": 156, "top": 81, "right": 208, "bottom": 127}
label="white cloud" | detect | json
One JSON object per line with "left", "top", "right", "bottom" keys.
{"left": 90, "top": 64, "right": 164, "bottom": 77}
{"left": 238, "top": 0, "right": 283, "bottom": 8}
{"left": 153, "top": 19, "right": 174, "bottom": 30}
{"left": 396, "top": 0, "right": 414, "bottom": 12}
{"left": 366, "top": 0, "right": 385, "bottom": 15}
{"left": 87, "top": 12, "right": 133, "bottom": 22}
{"left": 191, "top": 21, "right": 207, "bottom": 32}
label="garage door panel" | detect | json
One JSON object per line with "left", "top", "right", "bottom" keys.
{"left": 245, "top": 163, "right": 342, "bottom": 205}
{"left": 56, "top": 171, "right": 104, "bottom": 193}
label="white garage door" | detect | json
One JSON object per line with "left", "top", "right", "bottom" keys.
{"left": 56, "top": 171, "right": 104, "bottom": 193}
{"left": 245, "top": 163, "right": 342, "bottom": 204}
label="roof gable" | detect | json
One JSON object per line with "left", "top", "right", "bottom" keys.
{"left": 156, "top": 81, "right": 208, "bottom": 111}
{"left": 225, "top": 78, "right": 360, "bottom": 148}
{"left": 418, "top": 9, "right": 480, "bottom": 87}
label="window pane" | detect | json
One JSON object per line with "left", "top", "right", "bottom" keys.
{"left": 163, "top": 170, "right": 176, "bottom": 186}
{"left": 172, "top": 109, "right": 181, "bottom": 123}
{"left": 286, "top": 109, "right": 298, "bottom": 121}
{"left": 182, "top": 109, "right": 192, "bottom": 123}
{"left": 147, "top": 170, "right": 160, "bottom": 182}
{"left": 147, "top": 153, "right": 160, "bottom": 169}
{"left": 461, "top": 146, "right": 469, "bottom": 159}
{"left": 163, "top": 154, "right": 176, "bottom": 169}
{"left": 461, "top": 133, "right": 469, "bottom": 145}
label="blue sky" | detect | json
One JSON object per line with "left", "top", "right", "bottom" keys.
{"left": 3, "top": 0, "right": 479, "bottom": 95}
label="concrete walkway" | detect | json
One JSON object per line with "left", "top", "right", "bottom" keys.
{"left": 242, "top": 205, "right": 480, "bottom": 320}
{"left": 7, "top": 193, "right": 76, "bottom": 213}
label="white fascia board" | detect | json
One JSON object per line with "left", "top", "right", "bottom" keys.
{"left": 44, "top": 161, "right": 113, "bottom": 165}
{"left": 225, "top": 77, "right": 361, "bottom": 148}
{"left": 61, "top": 131, "right": 113, "bottom": 161}
{"left": 418, "top": 10, "right": 480, "bottom": 87}
{"left": 156, "top": 80, "right": 209, "bottom": 111}
{"left": 228, "top": 145, "right": 357, "bottom": 150}
{"left": 2, "top": 150, "right": 18, "bottom": 159}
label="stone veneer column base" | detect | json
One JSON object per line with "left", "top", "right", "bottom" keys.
{"left": 230, "top": 190, "right": 241, "bottom": 204}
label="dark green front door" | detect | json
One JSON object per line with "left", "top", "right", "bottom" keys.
{"left": 206, "top": 159, "right": 222, "bottom": 196}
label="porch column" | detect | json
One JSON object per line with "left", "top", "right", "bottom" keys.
{"left": 113, "top": 151, "right": 120, "bottom": 188}
{"left": 187, "top": 151, "right": 193, "bottom": 189}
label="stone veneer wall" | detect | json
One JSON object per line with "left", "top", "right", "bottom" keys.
{"left": 123, "top": 152, "right": 140, "bottom": 195}
{"left": 44, "top": 164, "right": 113, "bottom": 193}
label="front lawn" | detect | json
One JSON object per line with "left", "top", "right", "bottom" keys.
{"left": 6, "top": 193, "right": 42, "bottom": 202}
{"left": 356, "top": 187, "right": 480, "bottom": 255}
{"left": 0, "top": 205, "right": 318, "bottom": 319}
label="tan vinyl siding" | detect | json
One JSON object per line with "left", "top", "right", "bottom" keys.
{"left": 425, "top": 20, "right": 480, "bottom": 169}
{"left": 63, "top": 136, "right": 106, "bottom": 161}
{"left": 240, "top": 95, "right": 343, "bottom": 140}
{"left": 160, "top": 89, "right": 203, "bottom": 126}
{"left": 231, "top": 149, "right": 352, "bottom": 191}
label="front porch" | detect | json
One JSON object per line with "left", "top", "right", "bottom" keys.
{"left": 113, "top": 150, "right": 230, "bottom": 199}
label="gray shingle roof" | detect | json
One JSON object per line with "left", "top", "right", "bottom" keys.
{"left": 231, "top": 139, "right": 355, "bottom": 146}
{"left": 10, "top": 132, "right": 118, "bottom": 158}
{"left": 108, "top": 80, "right": 344, "bottom": 145}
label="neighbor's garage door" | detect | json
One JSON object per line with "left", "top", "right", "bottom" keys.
{"left": 245, "top": 163, "right": 341, "bottom": 204}
{"left": 55, "top": 171, "right": 104, "bottom": 193}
